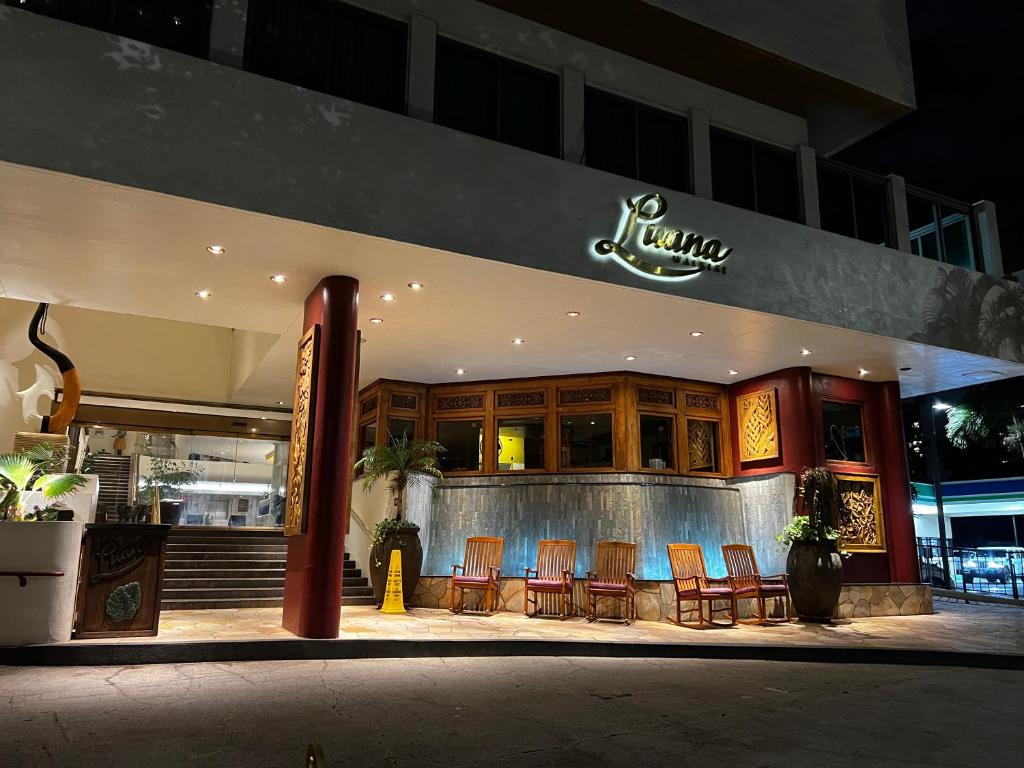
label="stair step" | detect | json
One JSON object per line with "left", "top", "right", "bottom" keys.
{"left": 343, "top": 586, "right": 374, "bottom": 597}
{"left": 163, "top": 577, "right": 286, "bottom": 590}
{"left": 164, "top": 558, "right": 287, "bottom": 570}
{"left": 342, "top": 577, "right": 368, "bottom": 587}
{"left": 168, "top": 543, "right": 285, "bottom": 553}
{"left": 163, "top": 586, "right": 285, "bottom": 599}
{"left": 163, "top": 567, "right": 285, "bottom": 578}
{"left": 167, "top": 551, "right": 287, "bottom": 561}
{"left": 342, "top": 596, "right": 377, "bottom": 606}
{"left": 161, "top": 597, "right": 284, "bottom": 610}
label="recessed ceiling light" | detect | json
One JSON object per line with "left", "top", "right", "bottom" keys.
{"left": 858, "top": 368, "right": 870, "bottom": 377}
{"left": 251, "top": 428, "right": 257, "bottom": 433}
{"left": 277, "top": 401, "right": 284, "bottom": 406}
{"left": 206, "top": 245, "right": 225, "bottom": 255}
{"left": 800, "top": 348, "right": 813, "bottom": 356}
{"left": 455, "top": 368, "right": 466, "bottom": 375}
{"left": 689, "top": 331, "right": 703, "bottom": 337}
{"left": 407, "top": 282, "right": 423, "bottom": 290}
{"left": 728, "top": 370, "right": 739, "bottom": 376}
{"left": 380, "top": 293, "right": 396, "bottom": 302}
{"left": 625, "top": 355, "right": 637, "bottom": 361}
{"left": 513, "top": 338, "right": 525, "bottom": 345}
{"left": 369, "top": 317, "right": 384, "bottom": 324}
{"left": 566, "top": 311, "right": 581, "bottom": 318}
{"left": 195, "top": 289, "right": 212, "bottom": 299}
{"left": 270, "top": 274, "right": 287, "bottom": 283}
{"left": 260, "top": 416, "right": 267, "bottom": 420}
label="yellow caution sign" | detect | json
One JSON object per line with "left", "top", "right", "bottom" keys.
{"left": 380, "top": 548, "right": 406, "bottom": 614}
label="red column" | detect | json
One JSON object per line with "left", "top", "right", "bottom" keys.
{"left": 282, "top": 276, "right": 359, "bottom": 638}
{"left": 877, "top": 381, "right": 919, "bottom": 583}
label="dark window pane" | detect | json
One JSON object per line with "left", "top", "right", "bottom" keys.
{"left": 497, "top": 417, "right": 545, "bottom": 471}
{"left": 940, "top": 205, "right": 975, "bottom": 270}
{"left": 436, "top": 38, "right": 558, "bottom": 157}
{"left": 852, "top": 178, "right": 891, "bottom": 246}
{"left": 823, "top": 401, "right": 866, "bottom": 463}
{"left": 560, "top": 414, "right": 613, "bottom": 469}
{"left": 584, "top": 88, "right": 636, "bottom": 178}
{"left": 387, "top": 418, "right": 415, "bottom": 443}
{"left": 686, "top": 419, "right": 720, "bottom": 473}
{"left": 359, "top": 423, "right": 377, "bottom": 454}
{"left": 11, "top": 0, "right": 213, "bottom": 58}
{"left": 436, "top": 420, "right": 482, "bottom": 472}
{"left": 753, "top": 143, "right": 799, "bottom": 222}
{"left": 245, "top": 0, "right": 407, "bottom": 114}
{"left": 710, "top": 129, "right": 756, "bottom": 211}
{"left": 637, "top": 107, "right": 689, "bottom": 192}
{"left": 499, "top": 61, "right": 560, "bottom": 156}
{"left": 818, "top": 164, "right": 856, "bottom": 239}
{"left": 908, "top": 195, "right": 939, "bottom": 261}
{"left": 640, "top": 415, "right": 674, "bottom": 470}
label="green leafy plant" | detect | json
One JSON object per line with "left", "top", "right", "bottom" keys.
{"left": 945, "top": 390, "right": 1024, "bottom": 460}
{"left": 138, "top": 457, "right": 203, "bottom": 520}
{"left": 0, "top": 443, "right": 88, "bottom": 522}
{"left": 778, "top": 466, "right": 842, "bottom": 548}
{"left": 353, "top": 434, "right": 444, "bottom": 522}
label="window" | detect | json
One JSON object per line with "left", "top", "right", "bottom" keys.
{"left": 686, "top": 419, "right": 720, "bottom": 473}
{"left": 497, "top": 417, "right": 545, "bottom": 471}
{"left": 436, "top": 420, "right": 482, "bottom": 472}
{"left": 907, "top": 191, "right": 978, "bottom": 270}
{"left": 8, "top": 0, "right": 213, "bottom": 58}
{"left": 817, "top": 162, "right": 892, "bottom": 247}
{"left": 823, "top": 401, "right": 866, "bottom": 464}
{"left": 359, "top": 422, "right": 377, "bottom": 454}
{"left": 584, "top": 88, "right": 690, "bottom": 192}
{"left": 560, "top": 414, "right": 613, "bottom": 469}
{"left": 387, "top": 418, "right": 415, "bottom": 443}
{"left": 710, "top": 128, "right": 800, "bottom": 222}
{"left": 245, "top": 0, "right": 408, "bottom": 114}
{"left": 639, "top": 415, "right": 674, "bottom": 470}
{"left": 434, "top": 38, "right": 560, "bottom": 157}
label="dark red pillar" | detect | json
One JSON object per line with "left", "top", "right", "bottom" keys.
{"left": 282, "top": 276, "right": 359, "bottom": 638}
{"left": 877, "top": 381, "right": 919, "bottom": 583}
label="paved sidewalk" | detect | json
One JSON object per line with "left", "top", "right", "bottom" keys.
{"left": 62, "top": 597, "right": 1024, "bottom": 656}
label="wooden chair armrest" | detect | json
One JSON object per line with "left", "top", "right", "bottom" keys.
{"left": 524, "top": 567, "right": 536, "bottom": 578}
{"left": 626, "top": 572, "right": 637, "bottom": 589}
{"left": 451, "top": 564, "right": 463, "bottom": 576}
{"left": 586, "top": 570, "right": 597, "bottom": 581}
{"left": 488, "top": 565, "right": 501, "bottom": 581}
{"left": 674, "top": 576, "right": 699, "bottom": 592}
{"left": 706, "top": 576, "right": 730, "bottom": 584}
{"left": 561, "top": 569, "right": 574, "bottom": 580}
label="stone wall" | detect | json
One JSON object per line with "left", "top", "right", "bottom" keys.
{"left": 411, "top": 576, "right": 933, "bottom": 620}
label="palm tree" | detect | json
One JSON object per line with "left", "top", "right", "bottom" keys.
{"left": 354, "top": 434, "right": 444, "bottom": 521}
{"left": 945, "top": 390, "right": 1024, "bottom": 460}
{"left": 0, "top": 443, "right": 88, "bottom": 521}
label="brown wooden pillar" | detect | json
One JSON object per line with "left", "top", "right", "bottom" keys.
{"left": 877, "top": 380, "right": 919, "bottom": 583}
{"left": 282, "top": 276, "right": 359, "bottom": 638}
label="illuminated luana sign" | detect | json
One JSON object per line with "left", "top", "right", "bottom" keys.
{"left": 594, "top": 193, "right": 733, "bottom": 281}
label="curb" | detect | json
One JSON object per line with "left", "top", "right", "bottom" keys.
{"left": 2, "top": 638, "right": 1022, "bottom": 670}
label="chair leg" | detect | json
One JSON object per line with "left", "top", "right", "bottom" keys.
{"left": 449, "top": 580, "right": 456, "bottom": 614}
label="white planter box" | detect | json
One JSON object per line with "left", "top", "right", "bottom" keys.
{"left": 0, "top": 520, "right": 84, "bottom": 646}
{"left": 18, "top": 474, "right": 99, "bottom": 523}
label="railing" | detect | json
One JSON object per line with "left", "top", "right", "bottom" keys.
{"left": 905, "top": 185, "right": 980, "bottom": 271}
{"left": 0, "top": 570, "right": 65, "bottom": 587}
{"left": 916, "top": 538, "right": 1023, "bottom": 600}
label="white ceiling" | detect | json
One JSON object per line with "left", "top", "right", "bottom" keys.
{"left": 2, "top": 160, "right": 1021, "bottom": 406}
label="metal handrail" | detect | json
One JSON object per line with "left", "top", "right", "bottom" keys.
{"left": 0, "top": 570, "right": 65, "bottom": 587}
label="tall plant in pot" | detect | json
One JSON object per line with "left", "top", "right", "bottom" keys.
{"left": 778, "top": 467, "right": 845, "bottom": 622}
{"left": 138, "top": 458, "right": 202, "bottom": 526}
{"left": 354, "top": 434, "right": 444, "bottom": 607}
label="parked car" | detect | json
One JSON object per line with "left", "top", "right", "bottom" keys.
{"left": 960, "top": 547, "right": 1021, "bottom": 584}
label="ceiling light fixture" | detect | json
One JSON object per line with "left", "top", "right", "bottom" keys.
{"left": 270, "top": 274, "right": 287, "bottom": 283}
{"left": 689, "top": 331, "right": 703, "bottom": 337}
{"left": 277, "top": 401, "right": 284, "bottom": 406}
{"left": 206, "top": 245, "right": 225, "bottom": 255}
{"left": 566, "top": 311, "right": 581, "bottom": 318}
{"left": 407, "top": 282, "right": 423, "bottom": 290}
{"left": 728, "top": 370, "right": 739, "bottom": 376}
{"left": 800, "top": 348, "right": 813, "bottom": 356}
{"left": 933, "top": 401, "right": 953, "bottom": 411}
{"left": 858, "top": 368, "right": 870, "bottom": 377}
{"left": 380, "top": 293, "right": 396, "bottom": 302}
{"left": 195, "top": 289, "right": 212, "bottom": 299}
{"left": 513, "top": 338, "right": 525, "bottom": 345}
{"left": 625, "top": 355, "right": 637, "bottom": 361}
{"left": 369, "top": 317, "right": 384, "bottom": 324}
{"left": 455, "top": 368, "right": 466, "bottom": 375}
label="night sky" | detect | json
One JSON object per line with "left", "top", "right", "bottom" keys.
{"left": 836, "top": 0, "right": 1024, "bottom": 274}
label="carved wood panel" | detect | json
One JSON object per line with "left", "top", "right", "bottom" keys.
{"left": 737, "top": 389, "right": 779, "bottom": 462}
{"left": 360, "top": 396, "right": 378, "bottom": 416}
{"left": 835, "top": 474, "right": 886, "bottom": 552}
{"left": 284, "top": 325, "right": 319, "bottom": 536}
{"left": 435, "top": 393, "right": 485, "bottom": 411}
{"left": 638, "top": 387, "right": 674, "bottom": 406}
{"left": 559, "top": 387, "right": 612, "bottom": 405}
{"left": 390, "top": 393, "right": 417, "bottom": 411}
{"left": 684, "top": 392, "right": 719, "bottom": 411}
{"left": 687, "top": 419, "right": 716, "bottom": 471}
{"left": 495, "top": 391, "right": 545, "bottom": 408}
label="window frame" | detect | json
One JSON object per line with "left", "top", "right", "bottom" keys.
{"left": 709, "top": 125, "right": 801, "bottom": 223}
{"left": 817, "top": 158, "right": 895, "bottom": 248}
{"left": 684, "top": 416, "right": 724, "bottom": 476}
{"left": 637, "top": 411, "right": 677, "bottom": 474}
{"left": 821, "top": 397, "right": 871, "bottom": 469}
{"left": 494, "top": 412, "right": 549, "bottom": 474}
{"left": 432, "top": 416, "right": 486, "bottom": 475}
{"left": 558, "top": 411, "right": 616, "bottom": 471}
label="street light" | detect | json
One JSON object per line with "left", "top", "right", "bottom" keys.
{"left": 922, "top": 399, "right": 953, "bottom": 588}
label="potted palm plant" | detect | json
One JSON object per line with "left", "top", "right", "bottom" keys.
{"left": 354, "top": 434, "right": 443, "bottom": 607}
{"left": 138, "top": 458, "right": 202, "bottom": 526}
{"left": 0, "top": 443, "right": 91, "bottom": 645}
{"left": 778, "top": 466, "right": 845, "bottom": 622}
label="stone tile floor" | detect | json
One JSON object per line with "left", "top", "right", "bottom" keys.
{"left": 67, "top": 596, "right": 1024, "bottom": 656}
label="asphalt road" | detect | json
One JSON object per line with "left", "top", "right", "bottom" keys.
{"left": 2, "top": 657, "right": 1020, "bottom": 767}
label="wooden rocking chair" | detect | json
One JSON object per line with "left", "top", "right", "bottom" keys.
{"left": 667, "top": 543, "right": 736, "bottom": 627}
{"left": 585, "top": 541, "right": 637, "bottom": 624}
{"left": 524, "top": 539, "right": 577, "bottom": 619}
{"left": 450, "top": 536, "right": 504, "bottom": 615}
{"left": 722, "top": 544, "right": 793, "bottom": 624}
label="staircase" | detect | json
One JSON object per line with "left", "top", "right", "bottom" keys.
{"left": 161, "top": 529, "right": 376, "bottom": 611}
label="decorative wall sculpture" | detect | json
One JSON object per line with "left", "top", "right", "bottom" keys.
{"left": 687, "top": 419, "right": 715, "bottom": 470}
{"left": 436, "top": 393, "right": 485, "bottom": 411}
{"left": 835, "top": 473, "right": 886, "bottom": 552}
{"left": 737, "top": 389, "right": 779, "bottom": 462}
{"left": 684, "top": 392, "right": 718, "bottom": 411}
{"left": 284, "top": 325, "right": 320, "bottom": 536}
{"left": 360, "top": 396, "right": 377, "bottom": 416}
{"left": 390, "top": 393, "right": 417, "bottom": 411}
{"left": 496, "top": 391, "right": 545, "bottom": 408}
{"left": 26, "top": 302, "right": 81, "bottom": 434}
{"left": 559, "top": 387, "right": 612, "bottom": 405}
{"left": 638, "top": 387, "right": 674, "bottom": 406}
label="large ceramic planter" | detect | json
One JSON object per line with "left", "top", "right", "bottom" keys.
{"left": 786, "top": 540, "right": 843, "bottom": 623}
{"left": 159, "top": 500, "right": 185, "bottom": 527}
{"left": 0, "top": 520, "right": 85, "bottom": 645}
{"left": 368, "top": 525, "right": 423, "bottom": 608}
